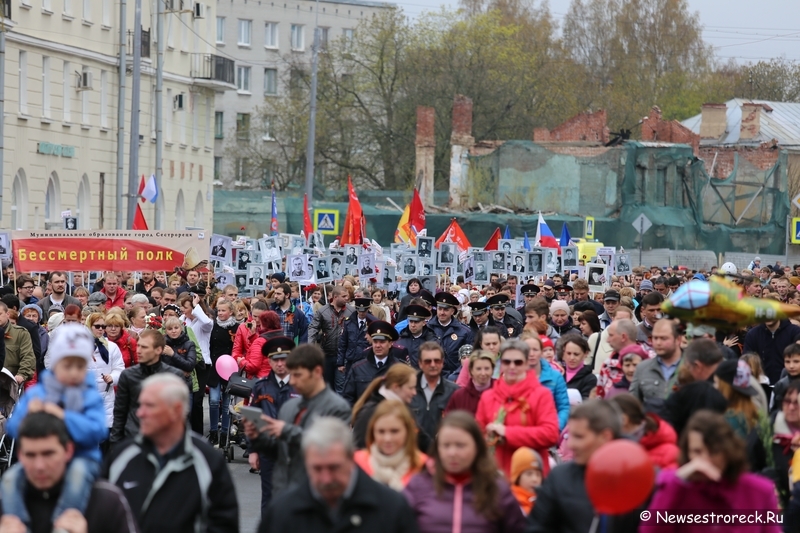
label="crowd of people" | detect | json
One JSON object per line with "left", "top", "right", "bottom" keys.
{"left": 0, "top": 255, "right": 799, "bottom": 532}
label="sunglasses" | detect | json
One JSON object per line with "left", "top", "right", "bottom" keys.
{"left": 92, "top": 324, "right": 107, "bottom": 330}
{"left": 421, "top": 358, "right": 442, "bottom": 365}
{"left": 500, "top": 358, "right": 526, "bottom": 367}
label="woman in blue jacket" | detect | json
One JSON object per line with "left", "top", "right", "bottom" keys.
{"left": 522, "top": 331, "right": 570, "bottom": 431}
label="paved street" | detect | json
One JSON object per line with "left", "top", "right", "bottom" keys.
{"left": 203, "top": 401, "right": 262, "bottom": 533}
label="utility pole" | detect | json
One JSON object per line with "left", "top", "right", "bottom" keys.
{"left": 116, "top": 0, "right": 127, "bottom": 229}
{"left": 126, "top": 0, "right": 142, "bottom": 229}
{"left": 0, "top": 17, "right": 6, "bottom": 223}
{"left": 155, "top": 0, "right": 164, "bottom": 229}
{"left": 303, "top": 0, "right": 320, "bottom": 210}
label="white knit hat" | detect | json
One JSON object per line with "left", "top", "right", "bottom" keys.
{"left": 48, "top": 324, "right": 95, "bottom": 367}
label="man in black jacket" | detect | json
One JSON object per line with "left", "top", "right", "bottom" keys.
{"left": 0, "top": 412, "right": 138, "bottom": 533}
{"left": 105, "top": 373, "right": 238, "bottom": 533}
{"left": 308, "top": 286, "right": 352, "bottom": 390}
{"left": 409, "top": 342, "right": 458, "bottom": 454}
{"left": 260, "top": 417, "right": 418, "bottom": 533}
{"left": 110, "top": 329, "right": 186, "bottom": 443}
{"left": 396, "top": 304, "right": 436, "bottom": 368}
{"left": 342, "top": 321, "right": 407, "bottom": 405}
{"left": 526, "top": 400, "right": 641, "bottom": 533}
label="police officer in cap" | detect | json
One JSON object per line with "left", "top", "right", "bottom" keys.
{"left": 342, "top": 321, "right": 408, "bottom": 405}
{"left": 336, "top": 298, "right": 377, "bottom": 393}
{"left": 486, "top": 294, "right": 524, "bottom": 338}
{"left": 396, "top": 304, "right": 436, "bottom": 368}
{"left": 250, "top": 336, "right": 300, "bottom": 514}
{"left": 426, "top": 292, "right": 474, "bottom": 374}
{"left": 393, "top": 290, "right": 436, "bottom": 335}
{"left": 555, "top": 284, "right": 573, "bottom": 301}
{"left": 468, "top": 301, "right": 491, "bottom": 335}
{"left": 516, "top": 284, "right": 540, "bottom": 315}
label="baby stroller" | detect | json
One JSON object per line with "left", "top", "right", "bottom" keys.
{"left": 0, "top": 368, "right": 22, "bottom": 472}
{"left": 221, "top": 371, "right": 255, "bottom": 463}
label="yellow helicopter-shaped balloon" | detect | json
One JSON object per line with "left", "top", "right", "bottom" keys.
{"left": 661, "top": 276, "right": 800, "bottom": 330}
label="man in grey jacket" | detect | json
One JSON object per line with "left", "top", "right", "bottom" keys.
{"left": 629, "top": 318, "right": 683, "bottom": 415}
{"left": 307, "top": 286, "right": 352, "bottom": 388}
{"left": 244, "top": 344, "right": 350, "bottom": 496}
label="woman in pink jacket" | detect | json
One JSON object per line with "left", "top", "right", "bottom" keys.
{"left": 476, "top": 339, "right": 560, "bottom": 479}
{"left": 640, "top": 410, "right": 781, "bottom": 533}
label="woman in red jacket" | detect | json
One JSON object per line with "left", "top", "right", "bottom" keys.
{"left": 444, "top": 351, "right": 495, "bottom": 416}
{"left": 233, "top": 301, "right": 268, "bottom": 368}
{"left": 476, "top": 339, "right": 560, "bottom": 479}
{"left": 609, "top": 392, "right": 679, "bottom": 469}
{"left": 243, "top": 310, "right": 281, "bottom": 378}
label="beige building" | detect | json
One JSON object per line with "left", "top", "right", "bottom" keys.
{"left": 3, "top": 0, "right": 234, "bottom": 231}
{"left": 213, "top": 0, "right": 390, "bottom": 188}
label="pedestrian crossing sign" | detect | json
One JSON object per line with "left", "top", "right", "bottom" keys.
{"left": 792, "top": 218, "right": 800, "bottom": 244}
{"left": 314, "top": 209, "right": 340, "bottom": 235}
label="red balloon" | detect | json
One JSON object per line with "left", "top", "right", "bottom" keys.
{"left": 585, "top": 440, "right": 655, "bottom": 515}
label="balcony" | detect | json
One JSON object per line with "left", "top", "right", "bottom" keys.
{"left": 191, "top": 54, "right": 236, "bottom": 91}
{"left": 126, "top": 28, "right": 151, "bottom": 59}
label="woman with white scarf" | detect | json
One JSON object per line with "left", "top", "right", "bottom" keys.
{"left": 84, "top": 312, "right": 125, "bottom": 429}
{"left": 179, "top": 291, "right": 213, "bottom": 435}
{"left": 353, "top": 400, "right": 427, "bottom": 491}
{"left": 351, "top": 364, "right": 418, "bottom": 449}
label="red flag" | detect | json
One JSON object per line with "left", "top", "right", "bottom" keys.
{"left": 435, "top": 219, "right": 471, "bottom": 253}
{"left": 303, "top": 193, "right": 313, "bottom": 238}
{"left": 133, "top": 175, "right": 148, "bottom": 229}
{"left": 483, "top": 228, "right": 502, "bottom": 251}
{"left": 409, "top": 188, "right": 425, "bottom": 236}
{"left": 340, "top": 176, "right": 365, "bottom": 245}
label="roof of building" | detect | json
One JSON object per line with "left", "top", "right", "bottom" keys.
{"left": 320, "top": 0, "right": 393, "bottom": 7}
{"left": 681, "top": 98, "right": 800, "bottom": 147}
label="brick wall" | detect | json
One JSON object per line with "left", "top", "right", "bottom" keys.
{"left": 415, "top": 106, "right": 435, "bottom": 147}
{"left": 533, "top": 110, "right": 610, "bottom": 144}
{"left": 641, "top": 106, "right": 700, "bottom": 154}
{"left": 451, "top": 95, "right": 473, "bottom": 145}
{"left": 699, "top": 142, "right": 780, "bottom": 178}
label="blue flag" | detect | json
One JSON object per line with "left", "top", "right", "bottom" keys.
{"left": 503, "top": 225, "right": 511, "bottom": 239}
{"left": 523, "top": 232, "right": 531, "bottom": 251}
{"left": 270, "top": 184, "right": 279, "bottom": 236}
{"left": 559, "top": 222, "right": 571, "bottom": 247}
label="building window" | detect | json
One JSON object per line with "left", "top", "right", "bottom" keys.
{"left": 291, "top": 24, "right": 304, "bottom": 51}
{"left": 150, "top": 83, "right": 156, "bottom": 138}
{"left": 192, "top": 94, "right": 198, "bottom": 146}
{"left": 41, "top": 56, "right": 51, "bottom": 119}
{"left": 214, "top": 111, "right": 223, "bottom": 138}
{"left": 236, "top": 66, "right": 250, "bottom": 92}
{"left": 63, "top": 0, "right": 72, "bottom": 17}
{"left": 42, "top": 0, "right": 52, "bottom": 12}
{"left": 18, "top": 50, "right": 27, "bottom": 115}
{"left": 320, "top": 27, "right": 329, "bottom": 49}
{"left": 289, "top": 68, "right": 304, "bottom": 98}
{"left": 181, "top": 13, "right": 189, "bottom": 50}
{"left": 166, "top": 88, "right": 173, "bottom": 142}
{"left": 236, "top": 113, "right": 250, "bottom": 141}
{"left": 263, "top": 115, "right": 276, "bottom": 141}
{"left": 214, "top": 156, "right": 222, "bottom": 180}
{"left": 102, "top": 0, "right": 110, "bottom": 25}
{"left": 343, "top": 28, "right": 354, "bottom": 48}
{"left": 179, "top": 93, "right": 187, "bottom": 144}
{"left": 82, "top": 0, "right": 90, "bottom": 21}
{"left": 238, "top": 19, "right": 251, "bottom": 46}
{"left": 264, "top": 68, "right": 277, "bottom": 95}
{"left": 100, "top": 70, "right": 108, "bottom": 128}
{"left": 261, "top": 161, "right": 275, "bottom": 187}
{"left": 265, "top": 22, "right": 278, "bottom": 48}
{"left": 63, "top": 60, "right": 71, "bottom": 122}
{"left": 216, "top": 16, "right": 224, "bottom": 43}
{"left": 81, "top": 66, "right": 89, "bottom": 124}
{"left": 12, "top": 170, "right": 28, "bottom": 230}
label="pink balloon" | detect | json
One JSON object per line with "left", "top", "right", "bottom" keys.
{"left": 215, "top": 355, "right": 238, "bottom": 381}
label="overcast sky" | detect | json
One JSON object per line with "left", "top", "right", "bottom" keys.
{"left": 396, "top": 0, "right": 800, "bottom": 64}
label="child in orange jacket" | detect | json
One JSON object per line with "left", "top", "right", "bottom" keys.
{"left": 509, "top": 447, "right": 544, "bottom": 515}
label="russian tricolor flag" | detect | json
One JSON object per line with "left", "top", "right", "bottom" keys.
{"left": 535, "top": 212, "right": 560, "bottom": 251}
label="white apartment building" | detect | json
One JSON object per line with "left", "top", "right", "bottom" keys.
{"left": 213, "top": 0, "right": 390, "bottom": 189}
{"left": 3, "top": 0, "right": 235, "bottom": 232}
